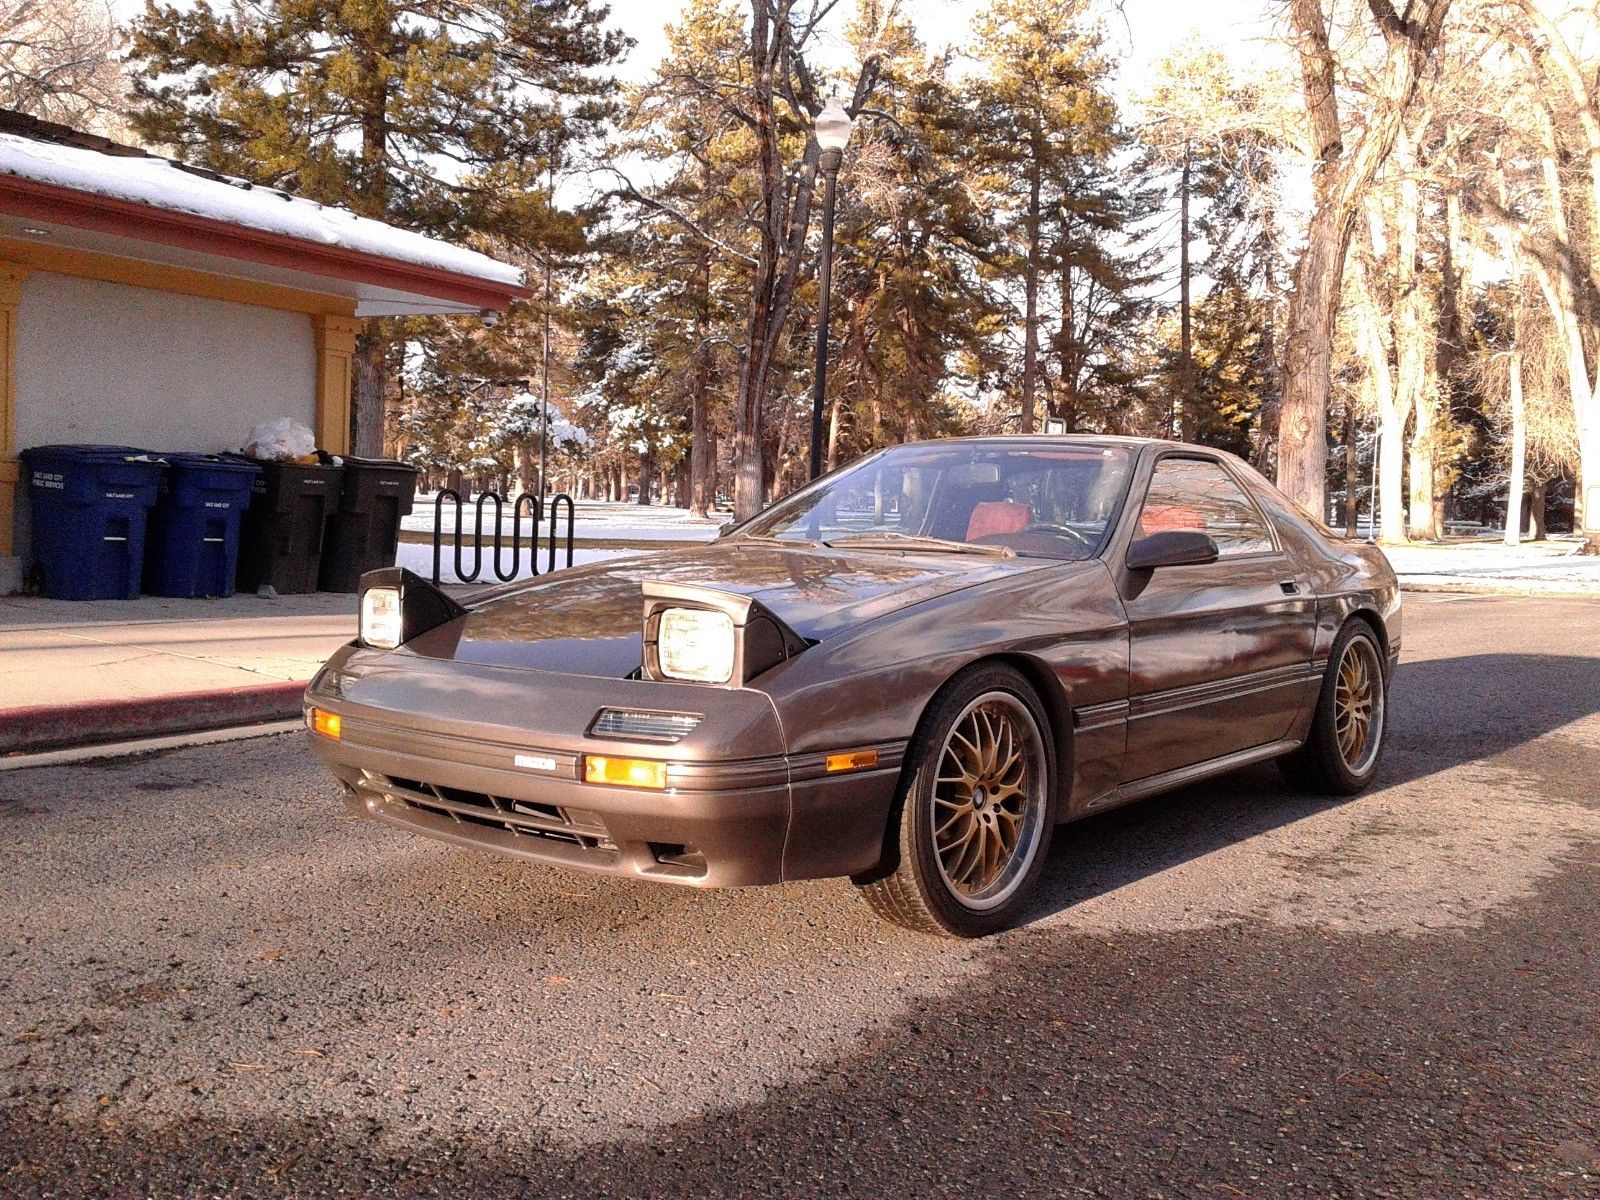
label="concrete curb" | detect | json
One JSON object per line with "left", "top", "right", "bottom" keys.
{"left": 1399, "top": 580, "right": 1600, "bottom": 599}
{"left": 0, "top": 680, "right": 308, "bottom": 756}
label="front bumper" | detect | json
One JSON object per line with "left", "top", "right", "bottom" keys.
{"left": 305, "top": 658, "right": 904, "bottom": 887}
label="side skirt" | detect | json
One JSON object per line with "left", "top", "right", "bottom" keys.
{"left": 1079, "top": 737, "right": 1303, "bottom": 816}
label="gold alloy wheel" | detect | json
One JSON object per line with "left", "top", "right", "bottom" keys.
{"left": 1334, "top": 635, "right": 1384, "bottom": 774}
{"left": 931, "top": 691, "right": 1047, "bottom": 911}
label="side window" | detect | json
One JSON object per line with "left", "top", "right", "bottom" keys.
{"left": 1137, "top": 457, "right": 1275, "bottom": 557}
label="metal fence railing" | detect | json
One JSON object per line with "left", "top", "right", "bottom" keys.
{"left": 430, "top": 490, "right": 575, "bottom": 585}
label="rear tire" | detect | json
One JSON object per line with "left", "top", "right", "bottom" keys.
{"left": 855, "top": 664, "right": 1055, "bottom": 938}
{"left": 1278, "top": 621, "right": 1388, "bottom": 795}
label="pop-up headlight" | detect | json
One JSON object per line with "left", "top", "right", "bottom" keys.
{"left": 641, "top": 581, "right": 807, "bottom": 688}
{"left": 657, "top": 607, "right": 737, "bottom": 683}
{"left": 360, "top": 586, "right": 403, "bottom": 650}
{"left": 356, "top": 567, "right": 467, "bottom": 651}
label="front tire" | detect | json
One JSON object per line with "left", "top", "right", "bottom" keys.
{"left": 1278, "top": 621, "right": 1388, "bottom": 795}
{"left": 856, "top": 664, "right": 1055, "bottom": 938}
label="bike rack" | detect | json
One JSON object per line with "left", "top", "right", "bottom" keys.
{"left": 431, "top": 489, "right": 576, "bottom": 585}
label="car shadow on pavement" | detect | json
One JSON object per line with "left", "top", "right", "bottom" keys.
{"left": 2, "top": 852, "right": 1593, "bottom": 1199}
{"left": 1026, "top": 652, "right": 1600, "bottom": 924}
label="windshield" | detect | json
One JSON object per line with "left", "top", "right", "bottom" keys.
{"left": 742, "top": 441, "right": 1136, "bottom": 560}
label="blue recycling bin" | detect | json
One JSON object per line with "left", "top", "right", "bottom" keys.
{"left": 20, "top": 445, "right": 165, "bottom": 600}
{"left": 144, "top": 454, "right": 262, "bottom": 598}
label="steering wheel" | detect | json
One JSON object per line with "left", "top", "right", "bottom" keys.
{"left": 1020, "top": 522, "right": 1093, "bottom": 548}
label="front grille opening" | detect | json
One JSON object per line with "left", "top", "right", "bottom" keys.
{"left": 369, "top": 773, "right": 616, "bottom": 857}
{"left": 507, "top": 798, "right": 564, "bottom": 822}
{"left": 435, "top": 783, "right": 494, "bottom": 810}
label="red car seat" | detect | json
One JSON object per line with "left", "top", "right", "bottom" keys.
{"left": 1137, "top": 505, "right": 1205, "bottom": 536}
{"left": 966, "top": 501, "right": 1033, "bottom": 541}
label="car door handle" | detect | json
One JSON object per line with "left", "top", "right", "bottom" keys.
{"left": 1279, "top": 580, "right": 1300, "bottom": 595}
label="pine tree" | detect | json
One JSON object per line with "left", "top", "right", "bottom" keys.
{"left": 806, "top": 4, "right": 1006, "bottom": 469}
{"left": 963, "top": 0, "right": 1127, "bottom": 433}
{"left": 126, "top": 0, "right": 627, "bottom": 453}
{"left": 611, "top": 0, "right": 752, "bottom": 514}
{"left": 1141, "top": 44, "right": 1287, "bottom": 451}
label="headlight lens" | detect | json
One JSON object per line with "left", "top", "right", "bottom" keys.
{"left": 657, "top": 607, "right": 735, "bottom": 683}
{"left": 360, "top": 586, "right": 403, "bottom": 649}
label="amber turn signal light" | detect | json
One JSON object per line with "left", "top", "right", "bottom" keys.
{"left": 825, "top": 748, "right": 878, "bottom": 773}
{"left": 584, "top": 755, "right": 668, "bottom": 789}
{"left": 309, "top": 708, "right": 342, "bottom": 740}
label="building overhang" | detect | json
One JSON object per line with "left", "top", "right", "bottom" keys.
{"left": 0, "top": 176, "right": 531, "bottom": 317}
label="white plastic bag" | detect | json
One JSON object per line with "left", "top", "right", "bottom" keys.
{"left": 242, "top": 418, "right": 317, "bottom": 461}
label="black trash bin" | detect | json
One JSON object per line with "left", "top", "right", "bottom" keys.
{"left": 20, "top": 445, "right": 164, "bottom": 600}
{"left": 231, "top": 455, "right": 343, "bottom": 595}
{"left": 318, "top": 456, "right": 422, "bottom": 592}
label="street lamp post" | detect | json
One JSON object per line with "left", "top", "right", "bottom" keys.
{"left": 539, "top": 155, "right": 556, "bottom": 501}
{"left": 809, "top": 98, "right": 853, "bottom": 481}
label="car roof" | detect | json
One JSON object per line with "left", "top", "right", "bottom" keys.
{"left": 894, "top": 433, "right": 1225, "bottom": 455}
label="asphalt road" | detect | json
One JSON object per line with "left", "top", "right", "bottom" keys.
{"left": 2, "top": 592, "right": 1597, "bottom": 1199}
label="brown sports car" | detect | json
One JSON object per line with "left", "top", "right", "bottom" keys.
{"left": 305, "top": 436, "right": 1398, "bottom": 937}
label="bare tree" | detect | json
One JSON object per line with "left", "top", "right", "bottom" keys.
{"left": 1493, "top": 0, "right": 1600, "bottom": 533}
{"left": 664, "top": 1, "right": 886, "bottom": 519}
{"left": 0, "top": 0, "right": 122, "bottom": 129}
{"left": 1276, "top": 0, "right": 1452, "bottom": 522}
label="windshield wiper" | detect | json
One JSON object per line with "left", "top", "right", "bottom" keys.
{"left": 823, "top": 532, "right": 1015, "bottom": 558}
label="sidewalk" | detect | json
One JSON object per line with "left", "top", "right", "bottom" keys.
{"left": 0, "top": 593, "right": 355, "bottom": 755}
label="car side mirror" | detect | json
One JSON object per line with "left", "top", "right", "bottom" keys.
{"left": 1126, "top": 529, "right": 1219, "bottom": 571}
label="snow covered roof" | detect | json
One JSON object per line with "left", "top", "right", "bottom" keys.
{"left": 0, "top": 112, "right": 528, "bottom": 315}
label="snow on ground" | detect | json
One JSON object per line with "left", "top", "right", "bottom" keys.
{"left": 403, "top": 497, "right": 728, "bottom": 543}
{"left": 1381, "top": 539, "right": 1600, "bottom": 590}
{"left": 395, "top": 542, "right": 642, "bottom": 586}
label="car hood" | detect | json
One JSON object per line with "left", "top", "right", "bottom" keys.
{"left": 400, "top": 541, "right": 1057, "bottom": 678}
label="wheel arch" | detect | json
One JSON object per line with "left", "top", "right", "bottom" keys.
{"left": 985, "top": 651, "right": 1075, "bottom": 815}
{"left": 1344, "top": 606, "right": 1390, "bottom": 671}
{"left": 849, "top": 651, "right": 1072, "bottom": 886}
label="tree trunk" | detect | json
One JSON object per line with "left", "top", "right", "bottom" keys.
{"left": 1278, "top": 199, "right": 1350, "bottom": 525}
{"left": 1529, "top": 477, "right": 1547, "bottom": 540}
{"left": 1351, "top": 249, "right": 1408, "bottom": 544}
{"left": 1407, "top": 420, "right": 1437, "bottom": 540}
{"left": 1177, "top": 140, "right": 1193, "bottom": 441}
{"left": 1344, "top": 395, "right": 1360, "bottom": 536}
{"left": 1056, "top": 260, "right": 1079, "bottom": 430}
{"left": 1278, "top": 0, "right": 1450, "bottom": 521}
{"left": 1392, "top": 126, "right": 1439, "bottom": 542}
{"left": 826, "top": 395, "right": 842, "bottom": 473}
{"left": 351, "top": 333, "right": 387, "bottom": 456}
{"left": 1505, "top": 346, "right": 1526, "bottom": 546}
{"left": 1580, "top": 431, "right": 1600, "bottom": 533}
{"left": 1020, "top": 155, "right": 1042, "bottom": 435}
{"left": 674, "top": 459, "right": 691, "bottom": 508}
{"left": 689, "top": 164, "right": 714, "bottom": 520}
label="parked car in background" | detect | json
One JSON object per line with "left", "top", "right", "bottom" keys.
{"left": 305, "top": 436, "right": 1400, "bottom": 937}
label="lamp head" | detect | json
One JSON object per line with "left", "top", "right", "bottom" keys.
{"left": 815, "top": 98, "right": 854, "bottom": 153}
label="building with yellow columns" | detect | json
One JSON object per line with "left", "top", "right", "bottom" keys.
{"left": 0, "top": 111, "right": 528, "bottom": 594}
